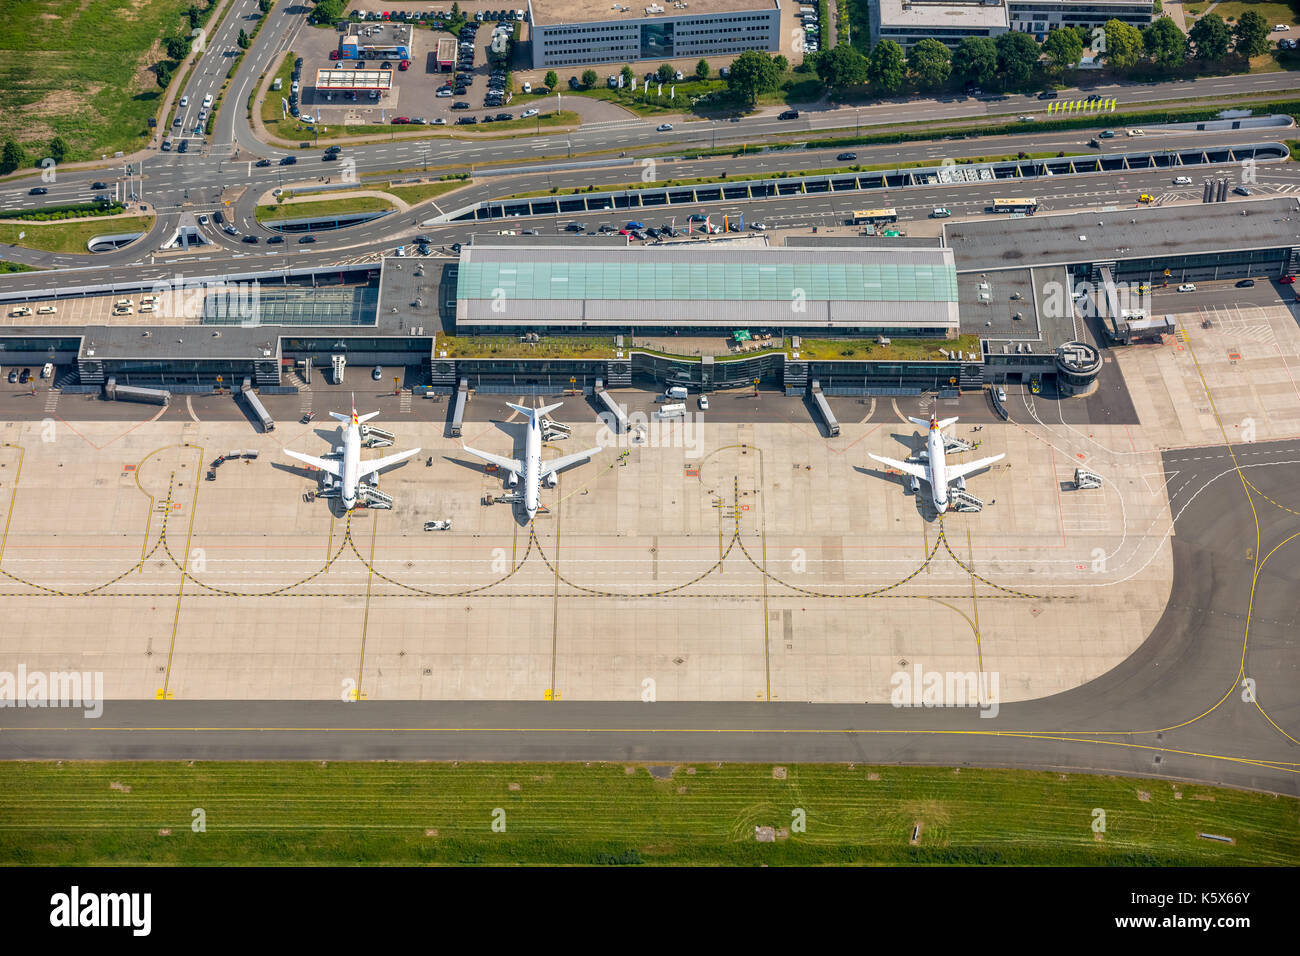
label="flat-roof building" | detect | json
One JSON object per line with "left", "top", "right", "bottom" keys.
{"left": 454, "top": 242, "right": 961, "bottom": 336}
{"left": 875, "top": 0, "right": 1154, "bottom": 49}
{"left": 339, "top": 23, "right": 412, "bottom": 60}
{"left": 526, "top": 0, "right": 780, "bottom": 69}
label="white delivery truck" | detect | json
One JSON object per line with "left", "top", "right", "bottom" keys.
{"left": 665, "top": 385, "right": 689, "bottom": 400}
{"left": 656, "top": 403, "right": 687, "bottom": 419}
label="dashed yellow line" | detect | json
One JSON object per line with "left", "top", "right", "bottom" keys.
{"left": 0, "top": 442, "right": 24, "bottom": 567}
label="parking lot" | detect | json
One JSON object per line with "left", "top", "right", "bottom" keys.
{"left": 285, "top": 10, "right": 523, "bottom": 130}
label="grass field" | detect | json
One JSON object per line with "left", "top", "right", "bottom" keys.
{"left": 0, "top": 260, "right": 39, "bottom": 273}
{"left": 0, "top": 215, "right": 154, "bottom": 254}
{"left": 1186, "top": 1, "right": 1299, "bottom": 22}
{"left": 435, "top": 335, "right": 617, "bottom": 359}
{"left": 264, "top": 110, "right": 581, "bottom": 143}
{"left": 0, "top": 0, "right": 202, "bottom": 163}
{"left": 0, "top": 762, "right": 1294, "bottom": 865}
{"left": 260, "top": 51, "right": 297, "bottom": 125}
{"left": 793, "top": 334, "right": 983, "bottom": 362}
{"left": 255, "top": 195, "right": 396, "bottom": 223}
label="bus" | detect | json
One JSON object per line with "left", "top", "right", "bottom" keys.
{"left": 849, "top": 208, "right": 898, "bottom": 224}
{"left": 991, "top": 198, "right": 1038, "bottom": 214}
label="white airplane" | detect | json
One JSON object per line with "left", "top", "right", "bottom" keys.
{"left": 284, "top": 398, "right": 419, "bottom": 511}
{"left": 868, "top": 410, "right": 1004, "bottom": 514}
{"left": 462, "top": 401, "right": 601, "bottom": 519}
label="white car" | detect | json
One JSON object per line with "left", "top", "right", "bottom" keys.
{"left": 521, "top": 81, "right": 532, "bottom": 93}
{"left": 521, "top": 108, "right": 538, "bottom": 117}
{"left": 1178, "top": 283, "right": 1196, "bottom": 293}
{"left": 996, "top": 387, "right": 1007, "bottom": 402}
{"left": 1173, "top": 176, "right": 1192, "bottom": 186}
{"left": 202, "top": 93, "right": 213, "bottom": 107}
{"left": 698, "top": 396, "right": 709, "bottom": 410}
{"left": 436, "top": 89, "right": 452, "bottom": 97}
{"left": 180, "top": 95, "right": 189, "bottom": 107}
{"left": 433, "top": 117, "right": 447, "bottom": 125}
{"left": 656, "top": 123, "right": 673, "bottom": 132}
{"left": 394, "top": 246, "right": 406, "bottom": 257}
{"left": 1127, "top": 128, "right": 1145, "bottom": 136}
{"left": 1273, "top": 23, "right": 1288, "bottom": 31}
{"left": 198, "top": 214, "right": 209, "bottom": 225}
{"left": 750, "top": 222, "right": 768, "bottom": 230}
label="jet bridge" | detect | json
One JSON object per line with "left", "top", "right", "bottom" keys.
{"left": 450, "top": 378, "right": 468, "bottom": 438}
{"left": 810, "top": 380, "right": 840, "bottom": 437}
{"left": 594, "top": 378, "right": 629, "bottom": 434}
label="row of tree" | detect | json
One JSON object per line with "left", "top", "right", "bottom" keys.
{"left": 806, "top": 12, "right": 1279, "bottom": 96}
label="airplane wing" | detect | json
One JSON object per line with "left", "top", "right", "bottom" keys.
{"left": 462, "top": 445, "right": 524, "bottom": 475}
{"left": 542, "top": 446, "right": 602, "bottom": 476}
{"left": 867, "top": 452, "right": 928, "bottom": 482}
{"left": 284, "top": 449, "right": 342, "bottom": 478}
{"left": 358, "top": 447, "right": 421, "bottom": 481}
{"left": 944, "top": 453, "right": 1005, "bottom": 483}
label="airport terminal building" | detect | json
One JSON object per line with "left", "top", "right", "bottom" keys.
{"left": 527, "top": 0, "right": 781, "bottom": 69}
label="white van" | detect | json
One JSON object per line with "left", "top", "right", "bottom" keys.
{"left": 41, "top": 363, "right": 53, "bottom": 379}
{"left": 1173, "top": 176, "right": 1192, "bottom": 185}
{"left": 521, "top": 81, "right": 531, "bottom": 94}
{"left": 37, "top": 305, "right": 56, "bottom": 314}
{"left": 931, "top": 207, "right": 951, "bottom": 218}
{"left": 666, "top": 385, "right": 688, "bottom": 400}
{"left": 656, "top": 403, "right": 687, "bottom": 419}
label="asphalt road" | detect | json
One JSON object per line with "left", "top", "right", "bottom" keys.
{"left": 2, "top": 434, "right": 1297, "bottom": 793}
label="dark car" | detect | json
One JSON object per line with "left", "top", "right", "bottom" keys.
{"left": 456, "top": 115, "right": 477, "bottom": 124}
{"left": 295, "top": 56, "right": 303, "bottom": 69}
{"left": 178, "top": 140, "right": 189, "bottom": 153}
{"left": 280, "top": 156, "right": 297, "bottom": 165}
{"left": 19, "top": 369, "right": 30, "bottom": 384}
{"left": 1037, "top": 90, "right": 1059, "bottom": 99}
{"left": 298, "top": 235, "right": 316, "bottom": 244}
{"left": 242, "top": 235, "right": 259, "bottom": 243}
{"left": 495, "top": 112, "right": 512, "bottom": 121}
{"left": 836, "top": 152, "right": 857, "bottom": 161}
{"left": 778, "top": 109, "right": 799, "bottom": 120}
{"left": 6, "top": 370, "right": 15, "bottom": 383}
{"left": 255, "top": 158, "right": 272, "bottom": 167}
{"left": 267, "top": 235, "right": 284, "bottom": 244}
{"left": 565, "top": 222, "right": 587, "bottom": 232}
{"left": 452, "top": 100, "right": 470, "bottom": 109}
{"left": 1098, "top": 130, "right": 1116, "bottom": 138}
{"left": 1233, "top": 185, "right": 1251, "bottom": 196}
{"left": 569, "top": 76, "right": 580, "bottom": 89}
{"left": 91, "top": 181, "right": 108, "bottom": 190}
{"left": 481, "top": 115, "right": 495, "bottom": 123}
{"left": 1236, "top": 279, "right": 1256, "bottom": 287}
{"left": 28, "top": 187, "right": 47, "bottom": 195}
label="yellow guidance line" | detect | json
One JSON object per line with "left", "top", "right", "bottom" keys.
{"left": 0, "top": 443, "right": 24, "bottom": 567}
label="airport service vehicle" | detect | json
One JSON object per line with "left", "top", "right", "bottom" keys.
{"left": 666, "top": 385, "right": 688, "bottom": 400}
{"left": 37, "top": 305, "right": 56, "bottom": 314}
{"left": 656, "top": 403, "right": 686, "bottom": 420}
{"left": 283, "top": 397, "right": 420, "bottom": 511}
{"left": 1178, "top": 283, "right": 1196, "bottom": 292}
{"left": 1173, "top": 176, "right": 1192, "bottom": 186}
{"left": 41, "top": 363, "right": 53, "bottom": 379}
{"left": 10, "top": 307, "right": 32, "bottom": 317}
{"left": 868, "top": 410, "right": 1005, "bottom": 515}
{"left": 424, "top": 520, "right": 452, "bottom": 531}
{"left": 461, "top": 402, "right": 601, "bottom": 519}
{"left": 931, "top": 207, "right": 951, "bottom": 218}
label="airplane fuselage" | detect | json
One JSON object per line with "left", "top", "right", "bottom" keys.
{"left": 926, "top": 425, "right": 949, "bottom": 514}
{"left": 341, "top": 422, "right": 361, "bottom": 510}
{"left": 523, "top": 415, "right": 541, "bottom": 518}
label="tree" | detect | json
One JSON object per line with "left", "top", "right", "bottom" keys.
{"left": 581, "top": 68, "right": 598, "bottom": 88}
{"left": 166, "top": 35, "right": 190, "bottom": 61}
{"left": 907, "top": 38, "right": 950, "bottom": 89}
{"left": 995, "top": 30, "right": 1040, "bottom": 87}
{"left": 1233, "top": 9, "right": 1270, "bottom": 58}
{"left": 1189, "top": 12, "right": 1231, "bottom": 59}
{"left": 815, "top": 42, "right": 868, "bottom": 92}
{"left": 1142, "top": 16, "right": 1187, "bottom": 69}
{"left": 1102, "top": 18, "right": 1143, "bottom": 69}
{"left": 621, "top": 65, "right": 635, "bottom": 87}
{"left": 772, "top": 53, "right": 789, "bottom": 74}
{"left": 48, "top": 137, "right": 69, "bottom": 163}
{"left": 156, "top": 62, "right": 172, "bottom": 89}
{"left": 259, "top": 0, "right": 271, "bottom": 11}
{"left": 0, "top": 140, "right": 23, "bottom": 174}
{"left": 695, "top": 58, "right": 710, "bottom": 80}
{"left": 657, "top": 62, "right": 675, "bottom": 83}
{"left": 544, "top": 69, "right": 558, "bottom": 90}
{"left": 309, "top": 0, "right": 344, "bottom": 25}
{"left": 867, "top": 38, "right": 906, "bottom": 94}
{"left": 952, "top": 36, "right": 996, "bottom": 85}
{"left": 1042, "top": 27, "right": 1083, "bottom": 72}
{"left": 237, "top": 28, "right": 250, "bottom": 49}
{"left": 726, "top": 50, "right": 781, "bottom": 106}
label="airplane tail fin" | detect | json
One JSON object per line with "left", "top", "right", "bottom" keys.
{"left": 507, "top": 401, "right": 564, "bottom": 423}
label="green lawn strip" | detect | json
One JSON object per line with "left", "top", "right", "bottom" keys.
{"left": 0, "top": 216, "right": 155, "bottom": 255}
{"left": 435, "top": 335, "right": 617, "bottom": 359}
{"left": 0, "top": 261, "right": 40, "bottom": 273}
{"left": 0, "top": 202, "right": 127, "bottom": 222}
{"left": 263, "top": 111, "right": 580, "bottom": 144}
{"left": 255, "top": 195, "right": 395, "bottom": 222}
{"left": 793, "top": 334, "right": 982, "bottom": 362}
{"left": 0, "top": 762, "right": 1293, "bottom": 865}
{"left": 258, "top": 50, "right": 297, "bottom": 125}
{"left": 384, "top": 179, "right": 472, "bottom": 205}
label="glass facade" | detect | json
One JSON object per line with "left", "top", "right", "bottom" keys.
{"left": 640, "top": 21, "right": 674, "bottom": 58}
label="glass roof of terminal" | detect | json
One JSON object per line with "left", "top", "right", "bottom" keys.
{"left": 457, "top": 261, "right": 958, "bottom": 302}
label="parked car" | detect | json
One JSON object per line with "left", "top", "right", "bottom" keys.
{"left": 521, "top": 108, "right": 538, "bottom": 118}
{"left": 1233, "top": 185, "right": 1252, "bottom": 196}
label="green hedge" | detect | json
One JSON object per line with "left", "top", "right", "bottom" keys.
{"left": 0, "top": 202, "right": 126, "bottom": 222}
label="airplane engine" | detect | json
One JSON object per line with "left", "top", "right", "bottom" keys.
{"left": 544, "top": 471, "right": 558, "bottom": 487}
{"left": 507, "top": 471, "right": 520, "bottom": 487}
{"left": 955, "top": 475, "right": 966, "bottom": 492}
{"left": 909, "top": 476, "right": 921, "bottom": 494}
